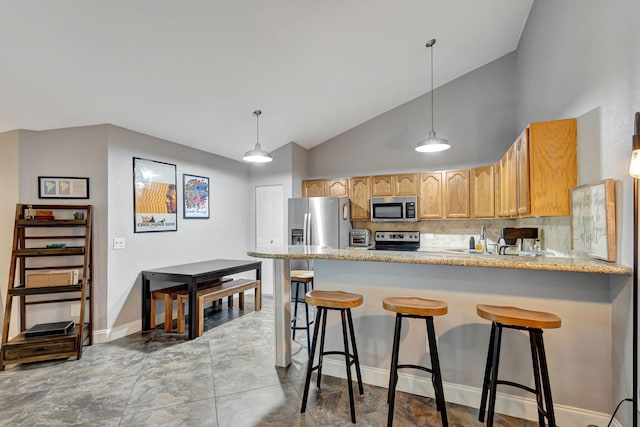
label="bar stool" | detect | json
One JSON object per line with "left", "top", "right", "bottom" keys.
{"left": 291, "top": 270, "right": 314, "bottom": 354}
{"left": 476, "top": 304, "right": 561, "bottom": 427}
{"left": 301, "top": 290, "right": 364, "bottom": 424}
{"left": 383, "top": 297, "right": 449, "bottom": 427}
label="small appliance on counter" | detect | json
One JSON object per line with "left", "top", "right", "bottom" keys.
{"left": 373, "top": 230, "right": 420, "bottom": 251}
{"left": 349, "top": 229, "right": 371, "bottom": 247}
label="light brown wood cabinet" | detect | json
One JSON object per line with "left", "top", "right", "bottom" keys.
{"left": 371, "top": 174, "right": 418, "bottom": 197}
{"left": 471, "top": 165, "right": 495, "bottom": 218}
{"left": 507, "top": 144, "right": 518, "bottom": 216}
{"left": 444, "top": 169, "right": 470, "bottom": 218}
{"left": 300, "top": 119, "right": 575, "bottom": 220}
{"left": 418, "top": 172, "right": 443, "bottom": 219}
{"left": 326, "top": 179, "right": 349, "bottom": 198}
{"left": 349, "top": 176, "right": 371, "bottom": 221}
{"left": 302, "top": 179, "right": 325, "bottom": 197}
{"left": 302, "top": 179, "right": 349, "bottom": 198}
{"left": 515, "top": 129, "right": 530, "bottom": 215}
{"left": 526, "top": 118, "right": 577, "bottom": 216}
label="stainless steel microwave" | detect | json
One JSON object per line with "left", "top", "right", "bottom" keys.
{"left": 370, "top": 196, "right": 418, "bottom": 222}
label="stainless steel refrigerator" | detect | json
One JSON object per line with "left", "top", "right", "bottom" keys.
{"left": 288, "top": 197, "right": 352, "bottom": 255}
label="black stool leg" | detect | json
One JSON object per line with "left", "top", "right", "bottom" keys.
{"left": 486, "top": 324, "right": 503, "bottom": 427}
{"left": 535, "top": 330, "right": 557, "bottom": 427}
{"left": 316, "top": 307, "right": 328, "bottom": 388}
{"left": 387, "top": 314, "right": 402, "bottom": 426}
{"left": 304, "top": 287, "right": 312, "bottom": 355}
{"left": 426, "top": 317, "right": 448, "bottom": 427}
{"left": 479, "top": 322, "right": 497, "bottom": 422}
{"left": 292, "top": 282, "right": 300, "bottom": 340}
{"left": 340, "top": 309, "right": 357, "bottom": 424}
{"left": 529, "top": 330, "right": 546, "bottom": 426}
{"left": 346, "top": 308, "right": 364, "bottom": 395}
{"left": 301, "top": 306, "right": 323, "bottom": 414}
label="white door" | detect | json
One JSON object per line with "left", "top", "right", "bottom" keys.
{"left": 255, "top": 185, "right": 284, "bottom": 296}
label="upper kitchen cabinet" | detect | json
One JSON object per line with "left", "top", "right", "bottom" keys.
{"left": 471, "top": 165, "right": 494, "bottom": 218}
{"left": 418, "top": 172, "right": 443, "bottom": 219}
{"left": 507, "top": 144, "right": 518, "bottom": 217}
{"left": 302, "top": 179, "right": 325, "bottom": 197}
{"left": 444, "top": 169, "right": 470, "bottom": 218}
{"left": 515, "top": 128, "right": 530, "bottom": 215}
{"left": 371, "top": 174, "right": 418, "bottom": 197}
{"left": 302, "top": 179, "right": 350, "bottom": 198}
{"left": 326, "top": 179, "right": 350, "bottom": 198}
{"left": 349, "top": 176, "right": 371, "bottom": 221}
{"left": 522, "top": 118, "right": 577, "bottom": 217}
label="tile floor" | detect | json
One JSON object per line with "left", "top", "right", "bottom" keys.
{"left": 0, "top": 296, "right": 537, "bottom": 426}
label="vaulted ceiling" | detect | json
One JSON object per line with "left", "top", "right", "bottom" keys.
{"left": 0, "top": 0, "right": 533, "bottom": 161}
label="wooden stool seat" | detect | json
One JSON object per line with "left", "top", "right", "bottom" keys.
{"left": 305, "top": 290, "right": 363, "bottom": 309}
{"left": 291, "top": 270, "right": 314, "bottom": 281}
{"left": 383, "top": 297, "right": 448, "bottom": 317}
{"left": 477, "top": 304, "right": 561, "bottom": 329}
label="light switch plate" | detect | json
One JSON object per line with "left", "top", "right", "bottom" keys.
{"left": 113, "top": 237, "right": 126, "bottom": 250}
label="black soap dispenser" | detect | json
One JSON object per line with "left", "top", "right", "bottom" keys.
{"left": 469, "top": 236, "right": 475, "bottom": 250}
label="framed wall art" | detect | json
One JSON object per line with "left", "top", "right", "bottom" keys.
{"left": 133, "top": 157, "right": 177, "bottom": 233}
{"left": 38, "top": 177, "right": 89, "bottom": 199}
{"left": 570, "top": 179, "right": 616, "bottom": 261}
{"left": 183, "top": 174, "right": 210, "bottom": 219}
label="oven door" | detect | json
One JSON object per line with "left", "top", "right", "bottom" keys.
{"left": 371, "top": 202, "right": 404, "bottom": 222}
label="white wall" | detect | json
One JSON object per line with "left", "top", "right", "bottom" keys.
{"left": 0, "top": 131, "right": 20, "bottom": 339}
{"left": 105, "top": 125, "right": 251, "bottom": 339}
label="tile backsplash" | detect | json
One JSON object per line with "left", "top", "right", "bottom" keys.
{"left": 352, "top": 216, "right": 571, "bottom": 256}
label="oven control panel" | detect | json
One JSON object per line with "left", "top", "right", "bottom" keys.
{"left": 375, "top": 231, "right": 420, "bottom": 243}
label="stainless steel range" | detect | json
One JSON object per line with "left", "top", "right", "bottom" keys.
{"left": 374, "top": 231, "right": 420, "bottom": 251}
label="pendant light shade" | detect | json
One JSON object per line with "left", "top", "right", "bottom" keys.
{"left": 243, "top": 110, "right": 273, "bottom": 163}
{"left": 416, "top": 38, "right": 450, "bottom": 153}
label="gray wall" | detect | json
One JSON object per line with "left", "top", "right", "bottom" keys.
{"left": 16, "top": 126, "right": 109, "bottom": 331}
{"left": 0, "top": 131, "right": 20, "bottom": 338}
{"left": 106, "top": 125, "right": 251, "bottom": 338}
{"left": 308, "top": 52, "right": 518, "bottom": 177}
{"left": 515, "top": 0, "right": 639, "bottom": 424}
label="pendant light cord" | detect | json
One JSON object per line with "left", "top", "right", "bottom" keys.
{"left": 430, "top": 43, "right": 434, "bottom": 133}
{"left": 253, "top": 110, "right": 261, "bottom": 147}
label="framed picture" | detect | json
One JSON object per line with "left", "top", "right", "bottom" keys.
{"left": 38, "top": 177, "right": 89, "bottom": 199}
{"left": 183, "top": 174, "right": 210, "bottom": 219}
{"left": 570, "top": 179, "right": 616, "bottom": 261}
{"left": 133, "top": 157, "right": 177, "bottom": 233}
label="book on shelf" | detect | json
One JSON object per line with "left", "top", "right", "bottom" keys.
{"left": 24, "top": 321, "right": 75, "bottom": 338}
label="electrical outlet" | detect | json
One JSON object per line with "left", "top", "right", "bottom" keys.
{"left": 424, "top": 233, "right": 434, "bottom": 240}
{"left": 70, "top": 303, "right": 81, "bottom": 316}
{"left": 113, "top": 237, "right": 126, "bottom": 250}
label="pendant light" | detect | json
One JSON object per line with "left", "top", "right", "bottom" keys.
{"left": 416, "top": 39, "right": 450, "bottom": 153}
{"left": 243, "top": 110, "right": 273, "bottom": 163}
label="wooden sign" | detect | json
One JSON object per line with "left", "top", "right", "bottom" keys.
{"left": 570, "top": 179, "right": 616, "bottom": 261}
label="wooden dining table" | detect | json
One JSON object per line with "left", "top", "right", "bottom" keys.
{"left": 141, "top": 259, "right": 262, "bottom": 339}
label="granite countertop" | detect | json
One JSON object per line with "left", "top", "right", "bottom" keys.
{"left": 247, "top": 246, "right": 631, "bottom": 275}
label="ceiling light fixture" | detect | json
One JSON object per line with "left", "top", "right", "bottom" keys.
{"left": 415, "top": 39, "right": 450, "bottom": 153}
{"left": 243, "top": 110, "right": 273, "bottom": 163}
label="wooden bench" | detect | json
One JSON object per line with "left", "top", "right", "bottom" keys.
{"left": 176, "top": 279, "right": 261, "bottom": 336}
{"left": 149, "top": 277, "right": 230, "bottom": 332}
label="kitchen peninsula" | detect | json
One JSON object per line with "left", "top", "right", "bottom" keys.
{"left": 248, "top": 245, "right": 630, "bottom": 426}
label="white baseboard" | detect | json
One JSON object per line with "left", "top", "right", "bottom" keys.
{"left": 320, "top": 358, "right": 613, "bottom": 427}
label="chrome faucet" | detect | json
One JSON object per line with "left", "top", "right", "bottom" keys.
{"left": 480, "top": 225, "right": 487, "bottom": 252}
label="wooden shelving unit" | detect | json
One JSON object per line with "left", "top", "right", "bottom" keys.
{"left": 1, "top": 204, "right": 93, "bottom": 370}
